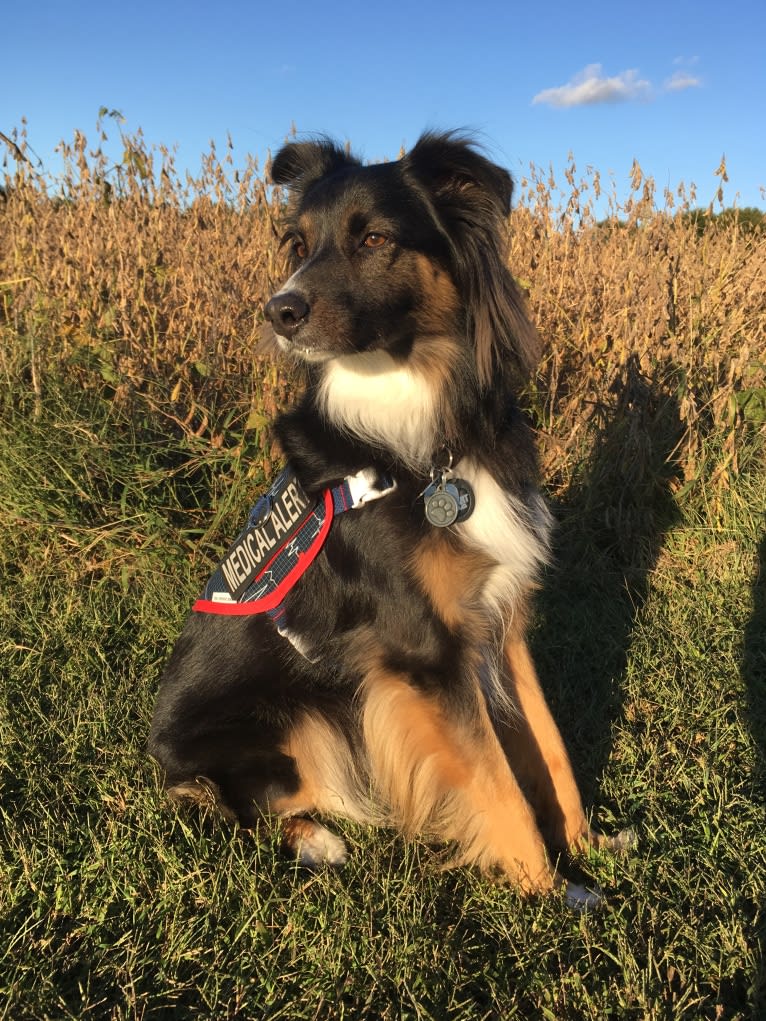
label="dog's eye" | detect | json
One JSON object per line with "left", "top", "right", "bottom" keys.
{"left": 292, "top": 239, "right": 308, "bottom": 260}
{"left": 362, "top": 233, "right": 387, "bottom": 249}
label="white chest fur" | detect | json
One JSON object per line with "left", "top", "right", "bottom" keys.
{"left": 453, "top": 459, "right": 552, "bottom": 715}
{"left": 317, "top": 352, "right": 438, "bottom": 465}
{"left": 455, "top": 458, "right": 552, "bottom": 614}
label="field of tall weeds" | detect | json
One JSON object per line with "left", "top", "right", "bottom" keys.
{"left": 2, "top": 120, "right": 764, "bottom": 503}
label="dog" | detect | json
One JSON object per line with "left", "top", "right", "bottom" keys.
{"left": 149, "top": 131, "right": 622, "bottom": 906}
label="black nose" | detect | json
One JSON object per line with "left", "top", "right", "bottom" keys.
{"left": 264, "top": 292, "right": 310, "bottom": 339}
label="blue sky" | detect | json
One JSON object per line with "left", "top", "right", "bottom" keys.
{"left": 4, "top": 0, "right": 765, "bottom": 210}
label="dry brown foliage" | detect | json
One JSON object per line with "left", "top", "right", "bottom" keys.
{"left": 2, "top": 124, "right": 764, "bottom": 498}
{"left": 511, "top": 159, "right": 765, "bottom": 490}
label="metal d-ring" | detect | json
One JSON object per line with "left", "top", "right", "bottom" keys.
{"left": 430, "top": 446, "right": 454, "bottom": 479}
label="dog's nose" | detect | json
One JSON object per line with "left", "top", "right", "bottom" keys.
{"left": 264, "top": 292, "right": 310, "bottom": 339}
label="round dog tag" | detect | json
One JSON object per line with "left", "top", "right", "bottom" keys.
{"left": 424, "top": 480, "right": 460, "bottom": 527}
{"left": 453, "top": 478, "right": 475, "bottom": 523}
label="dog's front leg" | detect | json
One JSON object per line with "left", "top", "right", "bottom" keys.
{"left": 500, "top": 635, "right": 623, "bottom": 854}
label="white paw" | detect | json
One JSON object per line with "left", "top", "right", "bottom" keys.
{"left": 565, "top": 882, "right": 602, "bottom": 912}
{"left": 295, "top": 824, "right": 349, "bottom": 867}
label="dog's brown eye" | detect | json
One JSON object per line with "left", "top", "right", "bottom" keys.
{"left": 362, "top": 233, "right": 387, "bottom": 249}
{"left": 292, "top": 239, "right": 307, "bottom": 259}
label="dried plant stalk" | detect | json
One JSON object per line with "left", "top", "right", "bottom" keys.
{"left": 1, "top": 127, "right": 764, "bottom": 491}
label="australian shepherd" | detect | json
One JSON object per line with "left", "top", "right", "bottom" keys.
{"left": 149, "top": 131, "right": 624, "bottom": 906}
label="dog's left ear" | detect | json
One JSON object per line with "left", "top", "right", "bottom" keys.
{"left": 403, "top": 132, "right": 541, "bottom": 388}
{"left": 403, "top": 131, "right": 513, "bottom": 220}
{"left": 270, "top": 138, "right": 358, "bottom": 191}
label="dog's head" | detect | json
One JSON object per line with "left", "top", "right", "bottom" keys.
{"left": 264, "top": 132, "right": 540, "bottom": 392}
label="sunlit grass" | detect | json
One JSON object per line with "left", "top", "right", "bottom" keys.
{"left": 1, "top": 377, "right": 764, "bottom": 1019}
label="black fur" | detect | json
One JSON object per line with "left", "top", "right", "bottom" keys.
{"left": 149, "top": 132, "right": 605, "bottom": 894}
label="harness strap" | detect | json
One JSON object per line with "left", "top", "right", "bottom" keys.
{"left": 191, "top": 467, "right": 395, "bottom": 633}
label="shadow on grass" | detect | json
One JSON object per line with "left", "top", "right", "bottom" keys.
{"left": 743, "top": 532, "right": 766, "bottom": 1012}
{"left": 743, "top": 534, "right": 766, "bottom": 788}
{"left": 532, "top": 354, "right": 683, "bottom": 809}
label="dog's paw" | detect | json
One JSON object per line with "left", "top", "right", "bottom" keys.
{"left": 282, "top": 818, "right": 349, "bottom": 867}
{"left": 564, "top": 881, "right": 602, "bottom": 912}
{"left": 576, "top": 826, "right": 637, "bottom": 855}
{"left": 297, "top": 825, "right": 349, "bottom": 867}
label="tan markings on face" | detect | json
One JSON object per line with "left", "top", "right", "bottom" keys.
{"left": 413, "top": 253, "right": 461, "bottom": 337}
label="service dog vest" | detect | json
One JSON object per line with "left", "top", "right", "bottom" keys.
{"left": 192, "top": 466, "right": 395, "bottom": 640}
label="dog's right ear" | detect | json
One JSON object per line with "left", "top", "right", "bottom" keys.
{"left": 270, "top": 139, "right": 358, "bottom": 189}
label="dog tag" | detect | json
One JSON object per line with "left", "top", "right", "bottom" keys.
{"left": 423, "top": 476, "right": 460, "bottom": 527}
{"left": 452, "top": 478, "right": 475, "bottom": 523}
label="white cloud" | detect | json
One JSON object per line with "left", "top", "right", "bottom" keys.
{"left": 532, "top": 64, "right": 651, "bottom": 108}
{"left": 663, "top": 70, "right": 702, "bottom": 92}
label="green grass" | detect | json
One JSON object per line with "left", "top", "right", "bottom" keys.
{"left": 1, "top": 376, "right": 764, "bottom": 1020}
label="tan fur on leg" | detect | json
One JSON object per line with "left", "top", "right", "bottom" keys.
{"left": 499, "top": 637, "right": 590, "bottom": 849}
{"left": 361, "top": 669, "right": 555, "bottom": 894}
